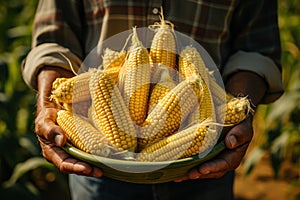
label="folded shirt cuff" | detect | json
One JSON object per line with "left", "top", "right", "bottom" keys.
{"left": 22, "top": 43, "right": 82, "bottom": 90}
{"left": 222, "top": 51, "right": 284, "bottom": 104}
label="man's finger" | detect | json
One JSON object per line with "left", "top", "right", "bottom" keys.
{"left": 225, "top": 118, "right": 253, "bottom": 149}
{"left": 35, "top": 108, "right": 66, "bottom": 146}
{"left": 40, "top": 141, "right": 102, "bottom": 177}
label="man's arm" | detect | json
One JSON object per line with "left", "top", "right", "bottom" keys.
{"left": 35, "top": 67, "right": 102, "bottom": 177}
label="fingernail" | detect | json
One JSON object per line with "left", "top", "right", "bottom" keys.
{"left": 202, "top": 170, "right": 210, "bottom": 175}
{"left": 229, "top": 135, "right": 237, "bottom": 148}
{"left": 54, "top": 135, "right": 63, "bottom": 146}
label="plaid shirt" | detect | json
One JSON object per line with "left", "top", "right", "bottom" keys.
{"left": 22, "top": 0, "right": 283, "bottom": 103}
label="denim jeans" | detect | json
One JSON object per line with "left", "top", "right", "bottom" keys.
{"left": 69, "top": 171, "right": 234, "bottom": 200}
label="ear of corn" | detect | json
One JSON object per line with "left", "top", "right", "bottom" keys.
{"left": 139, "top": 77, "right": 199, "bottom": 148}
{"left": 149, "top": 13, "right": 176, "bottom": 70}
{"left": 89, "top": 69, "right": 137, "bottom": 152}
{"left": 187, "top": 78, "right": 216, "bottom": 126}
{"left": 178, "top": 50, "right": 216, "bottom": 126}
{"left": 118, "top": 27, "right": 151, "bottom": 125}
{"left": 56, "top": 110, "right": 113, "bottom": 157}
{"left": 102, "top": 49, "right": 126, "bottom": 84}
{"left": 50, "top": 71, "right": 92, "bottom": 104}
{"left": 178, "top": 46, "right": 209, "bottom": 83}
{"left": 217, "top": 96, "right": 253, "bottom": 125}
{"left": 137, "top": 120, "right": 218, "bottom": 161}
{"left": 148, "top": 65, "right": 176, "bottom": 113}
{"left": 179, "top": 46, "right": 234, "bottom": 112}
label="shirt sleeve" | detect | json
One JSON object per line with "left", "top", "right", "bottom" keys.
{"left": 22, "top": 43, "right": 82, "bottom": 90}
{"left": 222, "top": 0, "right": 284, "bottom": 104}
{"left": 22, "top": 0, "right": 84, "bottom": 90}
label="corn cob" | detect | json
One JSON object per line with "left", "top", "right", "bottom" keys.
{"left": 187, "top": 78, "right": 216, "bottom": 125}
{"left": 56, "top": 110, "right": 113, "bottom": 157}
{"left": 149, "top": 12, "right": 176, "bottom": 70}
{"left": 179, "top": 46, "right": 230, "bottom": 108}
{"left": 118, "top": 27, "right": 151, "bottom": 125}
{"left": 139, "top": 77, "right": 199, "bottom": 148}
{"left": 217, "top": 96, "right": 252, "bottom": 125}
{"left": 89, "top": 69, "right": 137, "bottom": 152}
{"left": 137, "top": 121, "right": 218, "bottom": 161}
{"left": 179, "top": 53, "right": 216, "bottom": 125}
{"left": 101, "top": 48, "right": 126, "bottom": 84}
{"left": 148, "top": 65, "right": 176, "bottom": 113}
{"left": 178, "top": 46, "right": 209, "bottom": 83}
{"left": 50, "top": 71, "right": 91, "bottom": 104}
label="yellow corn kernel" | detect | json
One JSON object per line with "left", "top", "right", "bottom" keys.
{"left": 178, "top": 46, "right": 209, "bottom": 83}
{"left": 56, "top": 110, "right": 113, "bottom": 157}
{"left": 137, "top": 121, "right": 218, "bottom": 161}
{"left": 89, "top": 69, "right": 137, "bottom": 152}
{"left": 187, "top": 78, "right": 216, "bottom": 125}
{"left": 50, "top": 77, "right": 74, "bottom": 104}
{"left": 149, "top": 13, "right": 176, "bottom": 70}
{"left": 139, "top": 77, "right": 199, "bottom": 148}
{"left": 218, "top": 96, "right": 253, "bottom": 125}
{"left": 179, "top": 46, "right": 229, "bottom": 111}
{"left": 52, "top": 77, "right": 68, "bottom": 90}
{"left": 178, "top": 54, "right": 216, "bottom": 126}
{"left": 118, "top": 27, "right": 151, "bottom": 125}
{"left": 148, "top": 65, "right": 176, "bottom": 113}
{"left": 104, "top": 67, "right": 122, "bottom": 84}
{"left": 102, "top": 48, "right": 126, "bottom": 84}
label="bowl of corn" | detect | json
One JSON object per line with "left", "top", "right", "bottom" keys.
{"left": 51, "top": 15, "right": 252, "bottom": 184}
{"left": 63, "top": 140, "right": 226, "bottom": 184}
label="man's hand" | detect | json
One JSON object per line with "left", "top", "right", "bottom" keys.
{"left": 35, "top": 67, "right": 102, "bottom": 177}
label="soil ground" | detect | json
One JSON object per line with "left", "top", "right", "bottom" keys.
{"left": 234, "top": 153, "right": 300, "bottom": 200}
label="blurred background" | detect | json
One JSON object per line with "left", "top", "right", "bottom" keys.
{"left": 0, "top": 0, "right": 299, "bottom": 199}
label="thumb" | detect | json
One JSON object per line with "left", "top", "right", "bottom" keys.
{"left": 35, "top": 108, "right": 67, "bottom": 147}
{"left": 225, "top": 117, "right": 253, "bottom": 149}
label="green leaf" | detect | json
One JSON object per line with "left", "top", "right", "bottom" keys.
{"left": 266, "top": 91, "right": 300, "bottom": 123}
{"left": 3, "top": 157, "right": 53, "bottom": 187}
